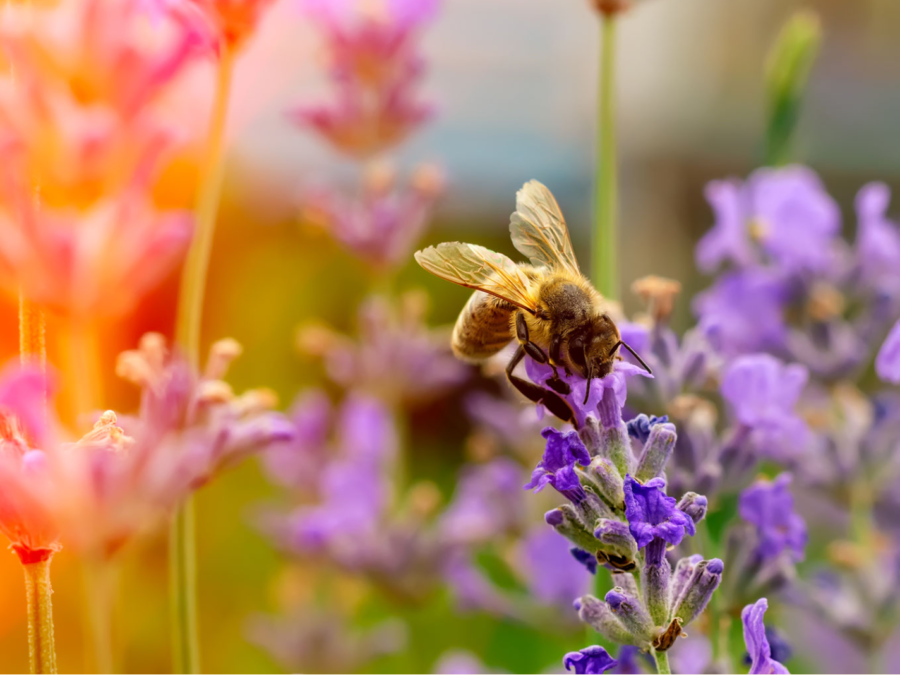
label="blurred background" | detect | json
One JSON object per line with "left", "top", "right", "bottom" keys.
{"left": 0, "top": 0, "right": 899, "bottom": 672}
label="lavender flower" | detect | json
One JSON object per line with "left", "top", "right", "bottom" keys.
{"left": 520, "top": 527, "right": 592, "bottom": 605}
{"left": 739, "top": 474, "right": 807, "bottom": 563}
{"left": 876, "top": 319, "right": 900, "bottom": 384}
{"left": 623, "top": 476, "right": 696, "bottom": 549}
{"left": 720, "top": 354, "right": 810, "bottom": 460}
{"left": 524, "top": 428, "right": 590, "bottom": 505}
{"left": 440, "top": 458, "right": 524, "bottom": 545}
{"left": 696, "top": 165, "right": 840, "bottom": 275}
{"left": 742, "top": 598, "right": 789, "bottom": 674}
{"left": 854, "top": 183, "right": 900, "bottom": 295}
{"left": 563, "top": 646, "right": 619, "bottom": 674}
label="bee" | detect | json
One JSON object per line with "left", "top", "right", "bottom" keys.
{"left": 414, "top": 180, "right": 650, "bottom": 425}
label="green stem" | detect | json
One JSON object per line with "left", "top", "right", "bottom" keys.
{"left": 850, "top": 477, "right": 873, "bottom": 549}
{"left": 653, "top": 648, "right": 670, "bottom": 675}
{"left": 23, "top": 558, "right": 57, "bottom": 674}
{"left": 170, "top": 498, "right": 200, "bottom": 674}
{"left": 170, "top": 47, "right": 236, "bottom": 675}
{"left": 175, "top": 46, "right": 236, "bottom": 367}
{"left": 83, "top": 560, "right": 116, "bottom": 674}
{"left": 592, "top": 14, "right": 619, "bottom": 300}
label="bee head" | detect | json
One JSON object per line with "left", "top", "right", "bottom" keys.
{"left": 568, "top": 316, "right": 651, "bottom": 405}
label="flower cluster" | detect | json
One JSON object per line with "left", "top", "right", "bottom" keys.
{"left": 292, "top": 0, "right": 437, "bottom": 158}
{"left": 0, "top": 0, "right": 199, "bottom": 317}
{"left": 0, "top": 333, "right": 292, "bottom": 561}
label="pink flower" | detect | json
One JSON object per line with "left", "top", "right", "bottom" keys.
{"left": 150, "top": 0, "right": 277, "bottom": 52}
{"left": 0, "top": 0, "right": 197, "bottom": 317}
{"left": 292, "top": 0, "right": 439, "bottom": 156}
{"left": 0, "top": 336, "right": 293, "bottom": 560}
{"left": 301, "top": 163, "right": 443, "bottom": 271}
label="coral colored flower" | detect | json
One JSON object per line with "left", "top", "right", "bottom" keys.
{"left": 148, "top": 0, "right": 275, "bottom": 52}
{"left": 0, "top": 0, "right": 197, "bottom": 317}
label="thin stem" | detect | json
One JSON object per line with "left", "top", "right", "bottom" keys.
{"left": 592, "top": 14, "right": 619, "bottom": 300}
{"left": 23, "top": 558, "right": 57, "bottom": 674}
{"left": 170, "top": 497, "right": 200, "bottom": 674}
{"left": 170, "top": 47, "right": 236, "bottom": 675}
{"left": 83, "top": 559, "right": 116, "bottom": 674}
{"left": 653, "top": 648, "right": 670, "bottom": 675}
{"left": 175, "top": 47, "right": 235, "bottom": 368}
{"left": 19, "top": 290, "right": 46, "bottom": 367}
{"left": 850, "top": 477, "right": 874, "bottom": 549}
{"left": 64, "top": 319, "right": 103, "bottom": 424}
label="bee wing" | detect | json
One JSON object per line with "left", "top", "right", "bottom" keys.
{"left": 414, "top": 242, "right": 538, "bottom": 313}
{"left": 509, "top": 180, "right": 580, "bottom": 274}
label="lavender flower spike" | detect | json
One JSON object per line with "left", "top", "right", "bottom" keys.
{"left": 876, "top": 318, "right": 900, "bottom": 384}
{"left": 563, "top": 646, "right": 619, "bottom": 674}
{"left": 742, "top": 598, "right": 789, "bottom": 674}
{"left": 604, "top": 589, "right": 656, "bottom": 643}
{"left": 623, "top": 476, "right": 696, "bottom": 549}
{"left": 525, "top": 428, "right": 590, "bottom": 505}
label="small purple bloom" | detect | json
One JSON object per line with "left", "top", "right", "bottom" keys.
{"left": 742, "top": 598, "right": 789, "bottom": 674}
{"left": 623, "top": 476, "right": 696, "bottom": 549}
{"left": 720, "top": 354, "right": 810, "bottom": 459}
{"left": 694, "top": 269, "right": 788, "bottom": 357}
{"left": 696, "top": 178, "right": 756, "bottom": 272}
{"left": 855, "top": 182, "right": 900, "bottom": 294}
{"left": 739, "top": 474, "right": 806, "bottom": 562}
{"left": 626, "top": 414, "right": 670, "bottom": 444}
{"left": 563, "top": 646, "right": 619, "bottom": 674}
{"left": 524, "top": 428, "right": 590, "bottom": 504}
{"left": 876, "top": 319, "right": 900, "bottom": 384}
{"left": 440, "top": 458, "right": 523, "bottom": 545}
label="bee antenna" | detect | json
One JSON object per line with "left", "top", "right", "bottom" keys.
{"left": 611, "top": 340, "right": 653, "bottom": 375}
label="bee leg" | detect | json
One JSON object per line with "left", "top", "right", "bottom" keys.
{"left": 506, "top": 345, "right": 575, "bottom": 424}
{"left": 546, "top": 335, "right": 571, "bottom": 396}
{"left": 515, "top": 312, "right": 552, "bottom": 365}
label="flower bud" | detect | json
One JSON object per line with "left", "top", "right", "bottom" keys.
{"left": 545, "top": 506, "right": 599, "bottom": 553}
{"left": 604, "top": 589, "right": 656, "bottom": 643}
{"left": 670, "top": 554, "right": 703, "bottom": 605}
{"left": 671, "top": 558, "right": 724, "bottom": 627}
{"left": 575, "top": 484, "right": 616, "bottom": 524}
{"left": 676, "top": 492, "right": 709, "bottom": 524}
{"left": 575, "top": 595, "right": 636, "bottom": 645}
{"left": 584, "top": 457, "right": 625, "bottom": 510}
{"left": 635, "top": 423, "right": 677, "bottom": 482}
{"left": 578, "top": 416, "right": 602, "bottom": 457}
{"left": 594, "top": 519, "right": 638, "bottom": 564}
{"left": 643, "top": 557, "right": 672, "bottom": 626}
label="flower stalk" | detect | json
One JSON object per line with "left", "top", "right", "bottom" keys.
{"left": 593, "top": 13, "right": 619, "bottom": 300}
{"left": 172, "top": 45, "right": 237, "bottom": 675}
{"left": 23, "top": 557, "right": 57, "bottom": 675}
{"left": 653, "top": 648, "right": 670, "bottom": 675}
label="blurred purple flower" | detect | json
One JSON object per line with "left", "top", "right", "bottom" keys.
{"left": 696, "top": 166, "right": 840, "bottom": 275}
{"left": 742, "top": 598, "right": 789, "bottom": 674}
{"left": 432, "top": 649, "right": 489, "bottom": 675}
{"left": 293, "top": 0, "right": 438, "bottom": 156}
{"left": 440, "top": 458, "right": 524, "bottom": 545}
{"left": 300, "top": 164, "right": 443, "bottom": 271}
{"left": 739, "top": 474, "right": 806, "bottom": 563}
{"left": 623, "top": 476, "right": 696, "bottom": 549}
{"left": 262, "top": 390, "right": 332, "bottom": 490}
{"left": 720, "top": 354, "right": 810, "bottom": 459}
{"left": 876, "top": 319, "right": 900, "bottom": 385}
{"left": 524, "top": 428, "right": 590, "bottom": 504}
{"left": 693, "top": 269, "right": 788, "bottom": 357}
{"left": 564, "top": 646, "right": 619, "bottom": 674}
{"left": 855, "top": 183, "right": 900, "bottom": 295}
{"left": 519, "top": 527, "right": 592, "bottom": 605}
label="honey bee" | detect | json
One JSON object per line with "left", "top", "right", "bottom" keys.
{"left": 414, "top": 180, "right": 650, "bottom": 425}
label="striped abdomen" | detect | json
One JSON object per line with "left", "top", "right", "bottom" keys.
{"left": 451, "top": 290, "right": 515, "bottom": 362}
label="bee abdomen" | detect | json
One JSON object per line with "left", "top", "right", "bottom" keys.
{"left": 452, "top": 291, "right": 515, "bottom": 362}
